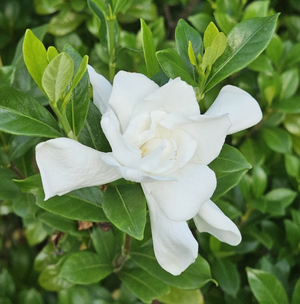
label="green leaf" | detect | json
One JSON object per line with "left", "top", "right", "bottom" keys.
{"left": 17, "top": 289, "right": 44, "bottom": 304}
{"left": 34, "top": 243, "right": 61, "bottom": 272}
{"left": 118, "top": 266, "right": 170, "bottom": 304}
{"left": 251, "top": 166, "right": 267, "bottom": 198}
{"left": 0, "top": 86, "right": 61, "bottom": 137}
{"left": 42, "top": 52, "right": 74, "bottom": 103}
{"left": 92, "top": 226, "right": 115, "bottom": 263}
{"left": 157, "top": 286, "right": 204, "bottom": 304}
{"left": 205, "top": 14, "right": 279, "bottom": 92}
{"left": 280, "top": 68, "right": 299, "bottom": 100}
{"left": 103, "top": 184, "right": 146, "bottom": 240}
{"left": 23, "top": 29, "right": 48, "bottom": 93}
{"left": 58, "top": 286, "right": 91, "bottom": 304}
{"left": 262, "top": 127, "right": 292, "bottom": 153}
{"left": 209, "top": 144, "right": 252, "bottom": 200}
{"left": 291, "top": 277, "right": 300, "bottom": 304}
{"left": 78, "top": 101, "right": 111, "bottom": 152}
{"left": 63, "top": 44, "right": 90, "bottom": 137}
{"left": 9, "top": 136, "right": 41, "bottom": 160}
{"left": 243, "top": 1, "right": 270, "bottom": 20}
{"left": 15, "top": 174, "right": 108, "bottom": 222}
{"left": 25, "top": 220, "right": 48, "bottom": 246}
{"left": 140, "top": 19, "right": 160, "bottom": 78}
{"left": 203, "top": 22, "right": 219, "bottom": 49}
{"left": 240, "top": 138, "right": 266, "bottom": 166}
{"left": 60, "top": 251, "right": 114, "bottom": 284}
{"left": 284, "top": 114, "right": 300, "bottom": 137}
{"left": 0, "top": 168, "right": 20, "bottom": 200}
{"left": 156, "top": 49, "right": 198, "bottom": 87}
{"left": 212, "top": 258, "right": 240, "bottom": 297}
{"left": 188, "top": 13, "right": 214, "bottom": 33}
{"left": 130, "top": 245, "right": 213, "bottom": 290}
{"left": 0, "top": 269, "right": 15, "bottom": 298}
{"left": 275, "top": 96, "right": 300, "bottom": 114}
{"left": 37, "top": 210, "right": 89, "bottom": 238}
{"left": 266, "top": 35, "right": 283, "bottom": 69}
{"left": 47, "top": 46, "right": 59, "bottom": 62}
{"left": 246, "top": 268, "right": 289, "bottom": 304}
{"left": 175, "top": 19, "right": 203, "bottom": 75}
{"left": 0, "top": 66, "right": 15, "bottom": 87}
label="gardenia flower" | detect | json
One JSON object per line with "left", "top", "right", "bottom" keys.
{"left": 36, "top": 65, "right": 262, "bottom": 275}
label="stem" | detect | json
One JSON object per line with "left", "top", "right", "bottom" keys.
{"left": 107, "top": 7, "right": 116, "bottom": 82}
{"left": 114, "top": 234, "right": 132, "bottom": 272}
{"left": 51, "top": 102, "right": 77, "bottom": 141}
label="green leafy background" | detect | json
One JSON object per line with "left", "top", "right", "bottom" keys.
{"left": 1, "top": 0, "right": 300, "bottom": 303}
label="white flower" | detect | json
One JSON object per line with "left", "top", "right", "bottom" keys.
{"left": 36, "top": 65, "right": 262, "bottom": 275}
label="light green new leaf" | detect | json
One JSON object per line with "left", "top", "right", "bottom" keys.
{"left": 157, "top": 286, "right": 204, "bottom": 304}
{"left": 23, "top": 29, "right": 48, "bottom": 93}
{"left": 205, "top": 14, "right": 279, "bottom": 92}
{"left": 47, "top": 46, "right": 59, "bottom": 62}
{"left": 118, "top": 266, "right": 170, "bottom": 304}
{"left": 102, "top": 184, "right": 146, "bottom": 240}
{"left": 209, "top": 144, "right": 252, "bottom": 200}
{"left": 141, "top": 19, "right": 160, "bottom": 78}
{"left": 130, "top": 245, "right": 214, "bottom": 290}
{"left": 42, "top": 52, "right": 74, "bottom": 103}
{"left": 203, "top": 22, "right": 219, "bottom": 49}
{"left": 0, "top": 86, "right": 61, "bottom": 138}
{"left": 60, "top": 251, "right": 114, "bottom": 284}
{"left": 246, "top": 268, "right": 289, "bottom": 304}
{"left": 156, "top": 49, "right": 198, "bottom": 86}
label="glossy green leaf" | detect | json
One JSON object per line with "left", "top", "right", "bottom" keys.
{"left": 175, "top": 19, "right": 203, "bottom": 75}
{"left": 78, "top": 101, "right": 111, "bottom": 152}
{"left": 23, "top": 29, "right": 48, "bottom": 93}
{"left": 281, "top": 68, "right": 299, "bottom": 100}
{"left": 157, "top": 286, "right": 204, "bottom": 304}
{"left": 291, "top": 277, "right": 300, "bottom": 304}
{"left": 103, "top": 184, "right": 146, "bottom": 240}
{"left": 247, "top": 54, "right": 273, "bottom": 73}
{"left": 240, "top": 138, "right": 266, "bottom": 166}
{"left": 130, "top": 245, "right": 213, "bottom": 290}
{"left": 34, "top": 243, "right": 61, "bottom": 272}
{"left": 262, "top": 127, "right": 292, "bottom": 153}
{"left": 0, "top": 86, "right": 61, "bottom": 137}
{"left": 252, "top": 166, "right": 267, "bottom": 198}
{"left": 214, "top": 12, "right": 236, "bottom": 35}
{"left": 9, "top": 136, "right": 41, "bottom": 160}
{"left": 25, "top": 220, "right": 48, "bottom": 246}
{"left": 60, "top": 251, "right": 114, "bottom": 284}
{"left": 63, "top": 44, "right": 90, "bottom": 137}
{"left": 141, "top": 19, "right": 160, "bottom": 78}
{"left": 118, "top": 266, "right": 170, "bottom": 304}
{"left": 212, "top": 258, "right": 240, "bottom": 297}
{"left": 15, "top": 174, "right": 108, "bottom": 222}
{"left": 42, "top": 52, "right": 73, "bottom": 103}
{"left": 284, "top": 114, "right": 300, "bottom": 136}
{"left": 205, "top": 14, "right": 279, "bottom": 92}
{"left": 275, "top": 96, "right": 300, "bottom": 114}
{"left": 156, "top": 49, "right": 198, "bottom": 87}
{"left": 92, "top": 226, "right": 115, "bottom": 263}
{"left": 0, "top": 168, "right": 20, "bottom": 200}
{"left": 209, "top": 144, "right": 252, "bottom": 200}
{"left": 266, "top": 35, "right": 283, "bottom": 69}
{"left": 243, "top": 1, "right": 270, "bottom": 20}
{"left": 246, "top": 268, "right": 288, "bottom": 304}
{"left": 58, "top": 286, "right": 91, "bottom": 304}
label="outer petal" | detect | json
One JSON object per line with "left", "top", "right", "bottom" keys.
{"left": 193, "top": 200, "right": 241, "bottom": 246}
{"left": 142, "top": 163, "right": 217, "bottom": 221}
{"left": 87, "top": 65, "right": 112, "bottom": 114}
{"left": 205, "top": 85, "right": 262, "bottom": 135}
{"left": 36, "top": 138, "right": 121, "bottom": 200}
{"left": 101, "top": 109, "right": 141, "bottom": 167}
{"left": 108, "top": 71, "right": 159, "bottom": 131}
{"left": 161, "top": 113, "right": 231, "bottom": 165}
{"left": 143, "top": 77, "right": 200, "bottom": 116}
{"left": 143, "top": 187, "right": 198, "bottom": 275}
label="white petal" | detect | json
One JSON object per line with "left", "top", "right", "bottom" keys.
{"left": 143, "top": 77, "right": 200, "bottom": 116}
{"left": 205, "top": 85, "right": 262, "bottom": 135}
{"left": 161, "top": 113, "right": 231, "bottom": 165}
{"left": 87, "top": 65, "right": 112, "bottom": 114}
{"left": 101, "top": 153, "right": 175, "bottom": 183}
{"left": 36, "top": 138, "right": 121, "bottom": 200}
{"left": 101, "top": 109, "right": 141, "bottom": 167}
{"left": 142, "top": 163, "right": 217, "bottom": 221}
{"left": 108, "top": 71, "right": 159, "bottom": 131}
{"left": 194, "top": 200, "right": 241, "bottom": 246}
{"left": 143, "top": 188, "right": 198, "bottom": 275}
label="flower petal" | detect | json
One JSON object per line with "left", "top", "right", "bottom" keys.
{"left": 143, "top": 77, "right": 200, "bottom": 116}
{"left": 108, "top": 71, "right": 159, "bottom": 131}
{"left": 36, "top": 138, "right": 121, "bottom": 200}
{"left": 87, "top": 65, "right": 112, "bottom": 114}
{"left": 205, "top": 85, "right": 262, "bottom": 135}
{"left": 142, "top": 163, "right": 217, "bottom": 221}
{"left": 161, "top": 113, "right": 231, "bottom": 165}
{"left": 193, "top": 200, "right": 241, "bottom": 246}
{"left": 101, "top": 109, "right": 142, "bottom": 167}
{"left": 143, "top": 188, "right": 198, "bottom": 275}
